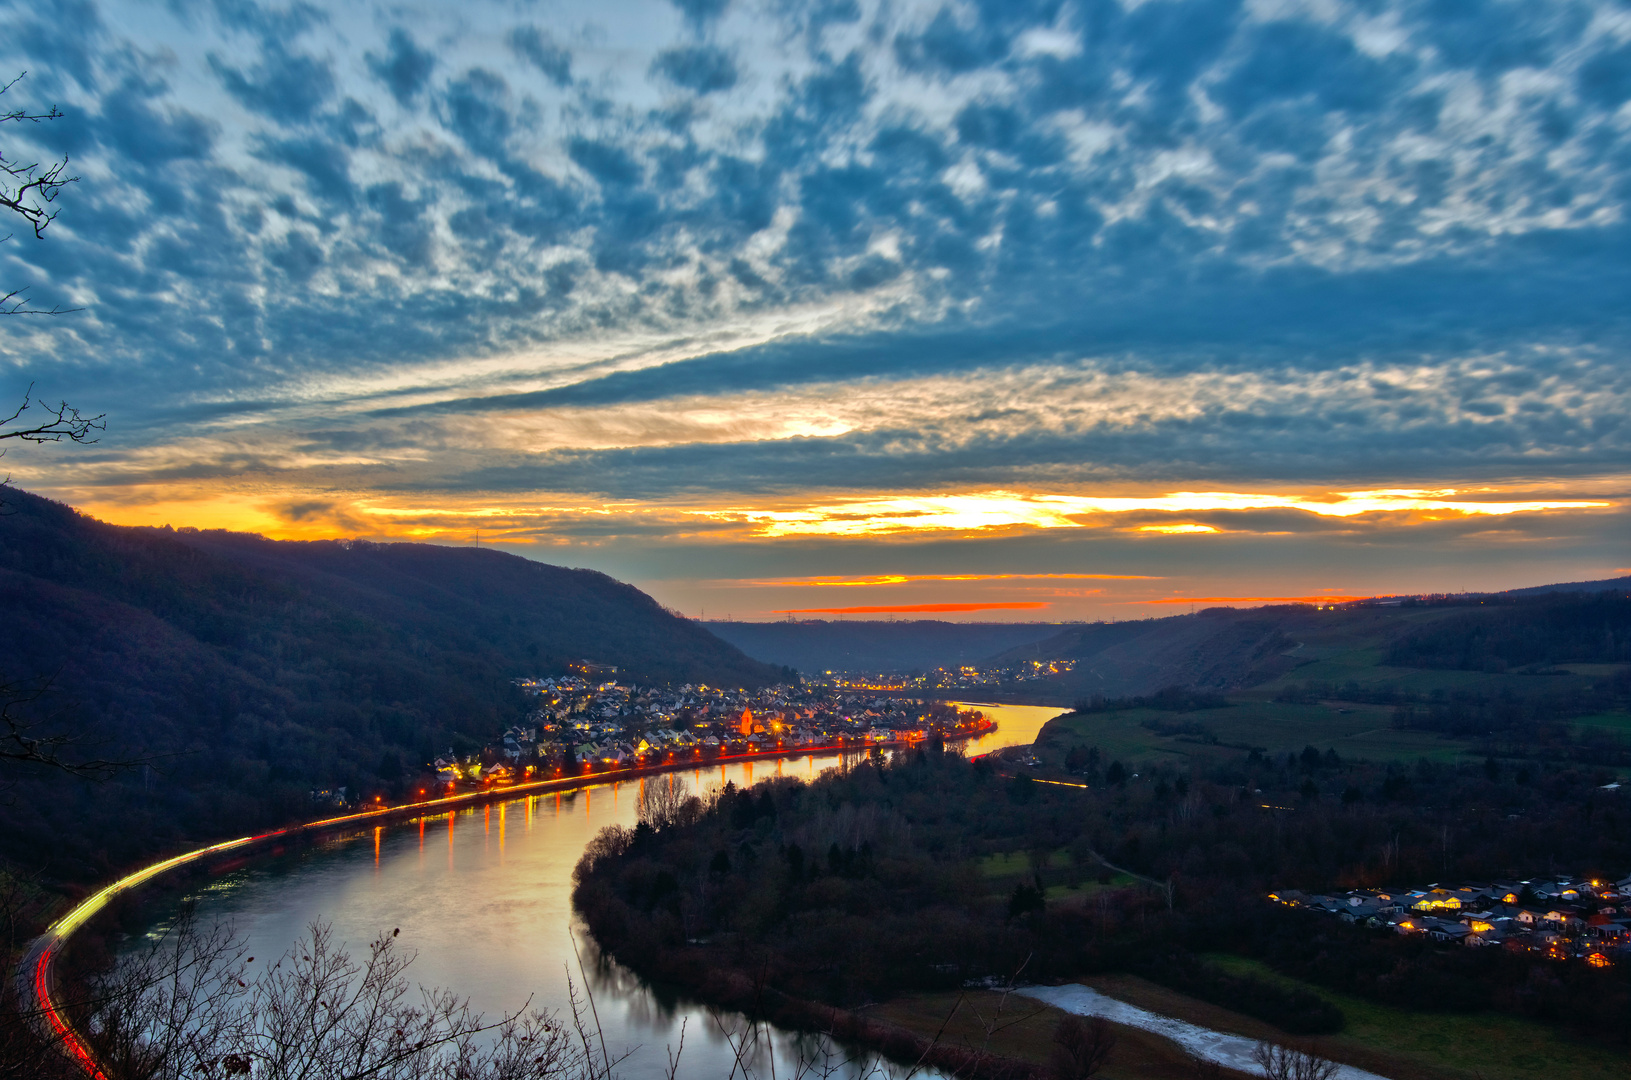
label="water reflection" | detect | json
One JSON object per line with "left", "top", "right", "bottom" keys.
{"left": 140, "top": 704, "right": 1062, "bottom": 1079}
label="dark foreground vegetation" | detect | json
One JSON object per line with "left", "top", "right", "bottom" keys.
{"left": 575, "top": 741, "right": 1631, "bottom": 1061}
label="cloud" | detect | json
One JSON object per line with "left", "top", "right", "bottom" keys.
{"left": 505, "top": 25, "right": 572, "bottom": 88}
{"left": 669, "top": 0, "right": 728, "bottom": 30}
{"left": 276, "top": 498, "right": 334, "bottom": 521}
{"left": 691, "top": 490, "right": 1613, "bottom": 539}
{"left": 210, "top": 44, "right": 335, "bottom": 122}
{"left": 366, "top": 27, "right": 435, "bottom": 105}
{"left": 772, "top": 602, "right": 1051, "bottom": 614}
{"left": 2, "top": 0, "right": 1629, "bottom": 593}
{"left": 1141, "top": 594, "right": 1357, "bottom": 605}
{"left": 650, "top": 45, "right": 738, "bottom": 94}
{"left": 760, "top": 573, "right": 1161, "bottom": 586}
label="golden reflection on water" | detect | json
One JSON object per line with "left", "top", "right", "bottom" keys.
{"left": 158, "top": 707, "right": 1064, "bottom": 1080}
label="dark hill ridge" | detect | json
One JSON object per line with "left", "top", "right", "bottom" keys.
{"left": 0, "top": 487, "right": 774, "bottom": 879}
{"left": 987, "top": 607, "right": 1390, "bottom": 700}
{"left": 988, "top": 589, "right": 1631, "bottom": 703}
{"left": 701, "top": 618, "right": 1066, "bottom": 674}
{"left": 1499, "top": 575, "right": 1631, "bottom": 597}
{"left": 709, "top": 581, "right": 1631, "bottom": 703}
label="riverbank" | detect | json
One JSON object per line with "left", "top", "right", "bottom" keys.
{"left": 17, "top": 722, "right": 996, "bottom": 1078}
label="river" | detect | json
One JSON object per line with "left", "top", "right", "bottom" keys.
{"left": 131, "top": 703, "right": 1066, "bottom": 1079}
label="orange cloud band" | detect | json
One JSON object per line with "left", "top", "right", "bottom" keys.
{"left": 1143, "top": 595, "right": 1358, "bottom": 605}
{"left": 771, "top": 602, "right": 1053, "bottom": 614}
{"left": 759, "top": 572, "right": 1160, "bottom": 586}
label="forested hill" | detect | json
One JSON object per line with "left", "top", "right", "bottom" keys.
{"left": 986, "top": 587, "right": 1631, "bottom": 702}
{"left": 702, "top": 619, "right": 1066, "bottom": 673}
{"left": 0, "top": 487, "right": 775, "bottom": 880}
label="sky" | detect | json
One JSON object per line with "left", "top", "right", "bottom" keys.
{"left": 1, "top": 0, "right": 1627, "bottom": 621}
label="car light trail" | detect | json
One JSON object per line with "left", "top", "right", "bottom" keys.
{"left": 17, "top": 718, "right": 995, "bottom": 1076}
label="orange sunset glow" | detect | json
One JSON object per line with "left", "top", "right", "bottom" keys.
{"left": 32, "top": 479, "right": 1621, "bottom": 621}
{"left": 4, "top": 0, "right": 1628, "bottom": 626}
{"left": 6, "top": 7, "right": 1631, "bottom": 1078}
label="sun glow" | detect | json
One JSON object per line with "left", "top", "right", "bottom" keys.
{"left": 61, "top": 483, "right": 1613, "bottom": 554}
{"left": 695, "top": 488, "right": 1611, "bottom": 538}
{"left": 755, "top": 572, "right": 1162, "bottom": 586}
{"left": 771, "top": 602, "right": 1052, "bottom": 614}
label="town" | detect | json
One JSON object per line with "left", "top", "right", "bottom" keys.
{"left": 429, "top": 667, "right": 993, "bottom": 787}
{"left": 814, "top": 657, "right": 1077, "bottom": 693}
{"left": 1271, "top": 874, "right": 1631, "bottom": 967}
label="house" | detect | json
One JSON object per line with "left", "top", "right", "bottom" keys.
{"left": 1428, "top": 921, "right": 1472, "bottom": 944}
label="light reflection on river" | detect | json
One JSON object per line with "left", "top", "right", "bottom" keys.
{"left": 149, "top": 703, "right": 1064, "bottom": 1079}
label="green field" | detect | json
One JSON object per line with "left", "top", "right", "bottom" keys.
{"left": 1261, "top": 654, "right": 1614, "bottom": 699}
{"left": 1030, "top": 614, "right": 1630, "bottom": 766}
{"left": 1200, "top": 954, "right": 1628, "bottom": 1080}
{"left": 1039, "top": 698, "right": 1476, "bottom": 767}
{"left": 977, "top": 850, "right": 1070, "bottom": 877}
{"left": 1573, "top": 709, "right": 1631, "bottom": 736}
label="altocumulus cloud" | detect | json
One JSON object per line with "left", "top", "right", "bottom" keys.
{"left": 0, "top": 0, "right": 1629, "bottom": 510}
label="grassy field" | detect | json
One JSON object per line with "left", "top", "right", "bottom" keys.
{"left": 1254, "top": 639, "right": 1617, "bottom": 700}
{"left": 1039, "top": 699, "right": 1475, "bottom": 767}
{"left": 1573, "top": 709, "right": 1631, "bottom": 736}
{"left": 1197, "top": 954, "right": 1630, "bottom": 1080}
{"left": 1032, "top": 628, "right": 1630, "bottom": 767}
{"left": 977, "top": 850, "right": 1069, "bottom": 877}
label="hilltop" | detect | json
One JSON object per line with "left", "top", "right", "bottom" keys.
{"left": 989, "top": 586, "right": 1631, "bottom": 703}
{"left": 702, "top": 618, "right": 1066, "bottom": 674}
{"left": 0, "top": 487, "right": 776, "bottom": 879}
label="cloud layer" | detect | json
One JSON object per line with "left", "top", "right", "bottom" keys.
{"left": 2, "top": 0, "right": 1629, "bottom": 616}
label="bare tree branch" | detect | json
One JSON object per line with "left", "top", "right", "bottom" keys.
{"left": 1, "top": 73, "right": 77, "bottom": 241}
{"left": 1252, "top": 1040, "right": 1340, "bottom": 1080}
{"left": 0, "top": 673, "right": 129, "bottom": 781}
{"left": 0, "top": 383, "right": 104, "bottom": 445}
{"left": 81, "top": 916, "right": 590, "bottom": 1080}
{"left": 0, "top": 73, "right": 81, "bottom": 319}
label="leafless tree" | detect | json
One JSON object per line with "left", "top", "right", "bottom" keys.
{"left": 82, "top": 914, "right": 588, "bottom": 1080}
{"left": 1, "top": 72, "right": 79, "bottom": 319}
{"left": 1251, "top": 1040, "right": 1339, "bottom": 1080}
{"left": 0, "top": 986, "right": 81, "bottom": 1080}
{"left": 0, "top": 385, "right": 103, "bottom": 447}
{"left": 0, "top": 674, "right": 125, "bottom": 781}
{"left": 1049, "top": 1015, "right": 1116, "bottom": 1079}
{"left": 1, "top": 72, "right": 101, "bottom": 455}
{"left": 636, "top": 775, "right": 699, "bottom": 832}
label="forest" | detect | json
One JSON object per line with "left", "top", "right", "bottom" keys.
{"left": 0, "top": 487, "right": 777, "bottom": 884}
{"left": 574, "top": 735, "right": 1631, "bottom": 1069}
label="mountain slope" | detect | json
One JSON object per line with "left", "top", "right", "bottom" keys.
{"left": 702, "top": 619, "right": 1067, "bottom": 673}
{"left": 987, "top": 591, "right": 1631, "bottom": 703}
{"left": 0, "top": 487, "right": 775, "bottom": 879}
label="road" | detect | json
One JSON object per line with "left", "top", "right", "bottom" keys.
{"left": 14, "top": 722, "right": 993, "bottom": 1076}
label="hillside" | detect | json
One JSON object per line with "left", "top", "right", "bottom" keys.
{"left": 987, "top": 587, "right": 1631, "bottom": 704}
{"left": 702, "top": 619, "right": 1067, "bottom": 673}
{"left": 0, "top": 487, "right": 777, "bottom": 879}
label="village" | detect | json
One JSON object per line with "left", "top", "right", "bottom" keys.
{"left": 1271, "top": 875, "right": 1631, "bottom": 966}
{"left": 430, "top": 665, "right": 990, "bottom": 787}
{"left": 815, "top": 658, "right": 1077, "bottom": 693}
